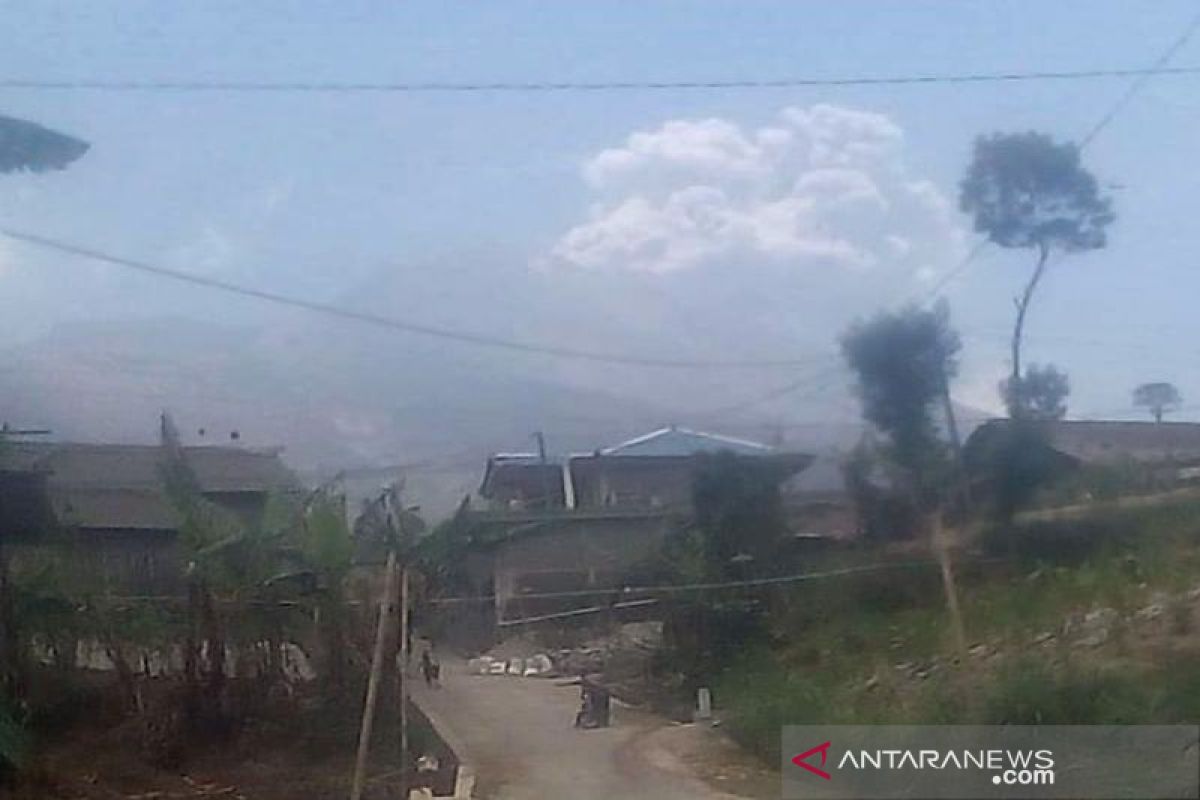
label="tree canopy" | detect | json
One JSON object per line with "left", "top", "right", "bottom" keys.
{"left": 959, "top": 131, "right": 1114, "bottom": 252}
{"left": 840, "top": 303, "right": 960, "bottom": 501}
{"left": 1133, "top": 381, "right": 1182, "bottom": 423}
{"left": 0, "top": 115, "right": 89, "bottom": 174}
{"left": 1002, "top": 363, "right": 1070, "bottom": 421}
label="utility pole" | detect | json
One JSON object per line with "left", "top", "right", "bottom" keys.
{"left": 390, "top": 482, "right": 414, "bottom": 800}
{"left": 397, "top": 564, "right": 410, "bottom": 798}
{"left": 533, "top": 431, "right": 553, "bottom": 509}
{"left": 935, "top": 358, "right": 970, "bottom": 664}
{"left": 350, "top": 550, "right": 399, "bottom": 800}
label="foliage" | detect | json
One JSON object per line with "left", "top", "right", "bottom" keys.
{"left": 1042, "top": 458, "right": 1155, "bottom": 506}
{"left": 714, "top": 497, "right": 1200, "bottom": 761}
{"left": 0, "top": 115, "right": 89, "bottom": 174}
{"left": 0, "top": 700, "right": 27, "bottom": 775}
{"left": 299, "top": 495, "right": 353, "bottom": 586}
{"left": 840, "top": 303, "right": 960, "bottom": 506}
{"left": 967, "top": 421, "right": 1065, "bottom": 521}
{"left": 414, "top": 497, "right": 475, "bottom": 595}
{"left": 1001, "top": 363, "right": 1069, "bottom": 421}
{"left": 984, "top": 661, "right": 1152, "bottom": 725}
{"left": 959, "top": 131, "right": 1114, "bottom": 251}
{"left": 690, "top": 451, "right": 789, "bottom": 578}
{"left": 1133, "top": 381, "right": 1182, "bottom": 423}
{"left": 844, "top": 440, "right": 920, "bottom": 540}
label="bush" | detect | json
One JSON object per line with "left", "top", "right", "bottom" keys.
{"left": 0, "top": 702, "right": 28, "bottom": 782}
{"left": 983, "top": 661, "right": 1149, "bottom": 724}
{"left": 980, "top": 518, "right": 1129, "bottom": 565}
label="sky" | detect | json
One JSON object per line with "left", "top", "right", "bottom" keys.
{"left": 1, "top": 0, "right": 1199, "bottom": 477}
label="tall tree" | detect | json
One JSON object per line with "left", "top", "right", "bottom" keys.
{"left": 841, "top": 303, "right": 961, "bottom": 504}
{"left": 1133, "top": 381, "right": 1182, "bottom": 423}
{"left": 959, "top": 132, "right": 1114, "bottom": 417}
{"left": 842, "top": 304, "right": 968, "bottom": 657}
{"left": 1001, "top": 363, "right": 1070, "bottom": 421}
{"left": 0, "top": 115, "right": 88, "bottom": 174}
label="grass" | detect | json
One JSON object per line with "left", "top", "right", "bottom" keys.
{"left": 711, "top": 496, "right": 1200, "bottom": 762}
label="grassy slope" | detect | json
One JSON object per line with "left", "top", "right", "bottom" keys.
{"left": 715, "top": 497, "right": 1200, "bottom": 761}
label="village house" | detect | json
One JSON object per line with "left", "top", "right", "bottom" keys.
{"left": 0, "top": 441, "right": 298, "bottom": 594}
{"left": 780, "top": 453, "right": 861, "bottom": 540}
{"left": 967, "top": 420, "right": 1200, "bottom": 468}
{"left": 964, "top": 419, "right": 1200, "bottom": 497}
{"left": 480, "top": 425, "right": 811, "bottom": 512}
{"left": 469, "top": 426, "right": 813, "bottom": 624}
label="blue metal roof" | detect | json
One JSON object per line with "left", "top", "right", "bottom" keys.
{"left": 598, "top": 426, "right": 774, "bottom": 458}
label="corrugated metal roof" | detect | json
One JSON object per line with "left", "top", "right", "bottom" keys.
{"left": 50, "top": 488, "right": 180, "bottom": 531}
{"left": 783, "top": 454, "right": 847, "bottom": 494}
{"left": 0, "top": 442, "right": 296, "bottom": 532}
{"left": 599, "top": 426, "right": 774, "bottom": 458}
{"left": 2, "top": 442, "right": 297, "bottom": 492}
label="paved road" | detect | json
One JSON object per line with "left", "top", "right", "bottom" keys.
{"left": 410, "top": 660, "right": 733, "bottom": 800}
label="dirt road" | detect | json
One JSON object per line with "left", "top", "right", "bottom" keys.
{"left": 410, "top": 660, "right": 744, "bottom": 800}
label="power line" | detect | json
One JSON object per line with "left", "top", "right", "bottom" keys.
{"left": 919, "top": 8, "right": 1200, "bottom": 302}
{"left": 1080, "top": 10, "right": 1200, "bottom": 147}
{"left": 0, "top": 226, "right": 827, "bottom": 370}
{"left": 428, "top": 556, "right": 1007, "bottom": 606}
{"left": 4, "top": 66, "right": 1200, "bottom": 94}
{"left": 695, "top": 362, "right": 847, "bottom": 420}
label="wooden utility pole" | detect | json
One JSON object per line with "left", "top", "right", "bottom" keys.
{"left": 932, "top": 515, "right": 968, "bottom": 662}
{"left": 533, "top": 430, "right": 552, "bottom": 509}
{"left": 350, "top": 550, "right": 399, "bottom": 800}
{"left": 397, "top": 564, "right": 410, "bottom": 799}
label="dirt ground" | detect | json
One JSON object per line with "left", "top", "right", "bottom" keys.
{"left": 410, "top": 658, "right": 775, "bottom": 800}
{"left": 7, "top": 695, "right": 407, "bottom": 800}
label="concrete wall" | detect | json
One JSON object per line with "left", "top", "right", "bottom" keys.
{"left": 568, "top": 457, "right": 695, "bottom": 511}
{"left": 491, "top": 513, "right": 676, "bottom": 623}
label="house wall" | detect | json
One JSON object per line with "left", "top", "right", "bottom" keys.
{"left": 785, "top": 498, "right": 860, "bottom": 539}
{"left": 491, "top": 513, "right": 675, "bottom": 623}
{"left": 482, "top": 465, "right": 565, "bottom": 510}
{"left": 12, "top": 529, "right": 183, "bottom": 596}
{"left": 205, "top": 490, "right": 271, "bottom": 529}
{"left": 569, "top": 457, "right": 696, "bottom": 511}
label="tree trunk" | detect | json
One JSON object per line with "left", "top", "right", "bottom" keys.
{"left": 940, "top": 366, "right": 972, "bottom": 518}
{"left": 103, "top": 635, "right": 139, "bottom": 713}
{"left": 183, "top": 578, "right": 202, "bottom": 726}
{"left": 1010, "top": 240, "right": 1050, "bottom": 417}
{"left": 199, "top": 586, "right": 225, "bottom": 724}
{"left": 1155, "top": 408, "right": 1164, "bottom": 424}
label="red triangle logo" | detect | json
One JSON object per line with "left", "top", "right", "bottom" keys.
{"left": 792, "top": 741, "right": 832, "bottom": 780}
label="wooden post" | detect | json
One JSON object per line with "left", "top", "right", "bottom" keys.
{"left": 398, "top": 564, "right": 410, "bottom": 799}
{"left": 932, "top": 515, "right": 968, "bottom": 662}
{"left": 350, "top": 551, "right": 399, "bottom": 800}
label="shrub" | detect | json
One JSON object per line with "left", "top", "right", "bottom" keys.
{"left": 983, "top": 661, "right": 1149, "bottom": 724}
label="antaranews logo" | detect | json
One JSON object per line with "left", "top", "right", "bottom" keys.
{"left": 782, "top": 725, "right": 1200, "bottom": 800}
{"left": 790, "top": 740, "right": 1054, "bottom": 786}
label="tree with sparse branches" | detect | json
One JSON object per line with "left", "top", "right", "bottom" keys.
{"left": 959, "top": 132, "right": 1114, "bottom": 417}
{"left": 1001, "top": 363, "right": 1070, "bottom": 421}
{"left": 1133, "top": 381, "right": 1182, "bottom": 423}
